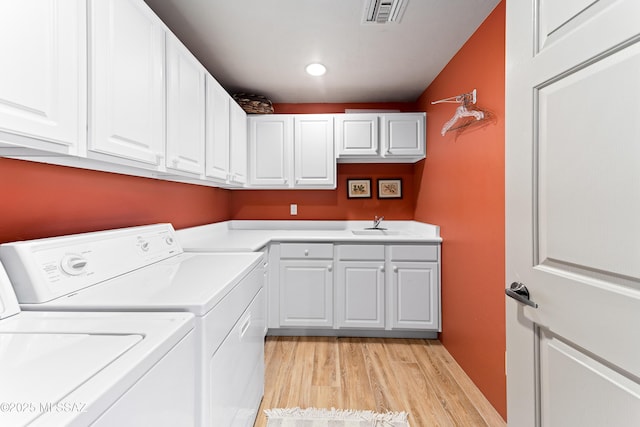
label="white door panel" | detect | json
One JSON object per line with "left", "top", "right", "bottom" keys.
{"left": 89, "top": 0, "right": 165, "bottom": 166}
{"left": 337, "top": 262, "right": 385, "bottom": 329}
{"left": 506, "top": 0, "right": 640, "bottom": 425}
{"left": 166, "top": 34, "right": 205, "bottom": 175}
{"left": 205, "top": 75, "right": 230, "bottom": 181}
{"left": 248, "top": 116, "right": 292, "bottom": 187}
{"left": 539, "top": 330, "right": 640, "bottom": 427}
{"left": 0, "top": 1, "right": 85, "bottom": 153}
{"left": 294, "top": 115, "right": 334, "bottom": 188}
{"left": 538, "top": 44, "right": 640, "bottom": 279}
{"left": 229, "top": 101, "right": 247, "bottom": 185}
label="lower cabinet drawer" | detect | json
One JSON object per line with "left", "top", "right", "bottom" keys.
{"left": 280, "top": 243, "right": 333, "bottom": 259}
{"left": 389, "top": 244, "right": 438, "bottom": 261}
{"left": 337, "top": 244, "right": 384, "bottom": 260}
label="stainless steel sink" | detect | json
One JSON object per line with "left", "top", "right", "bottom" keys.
{"left": 351, "top": 229, "right": 406, "bottom": 235}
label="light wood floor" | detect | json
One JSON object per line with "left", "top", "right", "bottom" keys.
{"left": 254, "top": 336, "right": 505, "bottom": 427}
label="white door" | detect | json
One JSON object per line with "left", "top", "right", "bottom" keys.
{"left": 0, "top": 1, "right": 85, "bottom": 154}
{"left": 506, "top": 1, "right": 640, "bottom": 425}
{"left": 248, "top": 115, "right": 292, "bottom": 187}
{"left": 294, "top": 115, "right": 335, "bottom": 188}
{"left": 336, "top": 261, "right": 385, "bottom": 329}
{"left": 89, "top": 0, "right": 165, "bottom": 167}
{"left": 279, "top": 260, "right": 333, "bottom": 327}
{"left": 381, "top": 113, "right": 425, "bottom": 157}
{"left": 205, "top": 75, "right": 230, "bottom": 182}
{"left": 389, "top": 261, "right": 438, "bottom": 330}
{"left": 166, "top": 33, "right": 205, "bottom": 175}
{"left": 335, "top": 114, "right": 379, "bottom": 157}
{"left": 228, "top": 101, "right": 247, "bottom": 185}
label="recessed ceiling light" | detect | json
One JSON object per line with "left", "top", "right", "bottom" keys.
{"left": 305, "top": 63, "right": 327, "bottom": 77}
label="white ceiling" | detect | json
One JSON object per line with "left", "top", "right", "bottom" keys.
{"left": 143, "top": 0, "right": 500, "bottom": 104}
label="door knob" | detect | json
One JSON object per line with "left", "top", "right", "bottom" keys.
{"left": 505, "top": 282, "right": 538, "bottom": 308}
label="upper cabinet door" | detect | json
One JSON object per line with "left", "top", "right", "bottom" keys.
{"left": 335, "top": 114, "right": 379, "bottom": 156}
{"left": 0, "top": 1, "right": 86, "bottom": 154}
{"left": 89, "top": 0, "right": 165, "bottom": 167}
{"left": 381, "top": 113, "right": 426, "bottom": 157}
{"left": 248, "top": 115, "right": 293, "bottom": 187}
{"left": 205, "top": 75, "right": 230, "bottom": 182}
{"left": 294, "top": 115, "right": 335, "bottom": 188}
{"left": 166, "top": 33, "right": 206, "bottom": 176}
{"left": 229, "top": 101, "right": 247, "bottom": 185}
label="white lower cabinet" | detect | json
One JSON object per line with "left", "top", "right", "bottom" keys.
{"left": 278, "top": 243, "right": 334, "bottom": 328}
{"left": 271, "top": 242, "right": 440, "bottom": 334}
{"left": 389, "top": 261, "right": 439, "bottom": 330}
{"left": 336, "top": 244, "right": 385, "bottom": 329}
{"left": 388, "top": 244, "right": 440, "bottom": 330}
{"left": 279, "top": 259, "right": 333, "bottom": 327}
{"left": 337, "top": 261, "right": 385, "bottom": 329}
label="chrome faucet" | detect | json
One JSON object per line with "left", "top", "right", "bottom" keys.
{"left": 372, "top": 215, "right": 385, "bottom": 229}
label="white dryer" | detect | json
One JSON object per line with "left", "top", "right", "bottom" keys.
{"left": 0, "top": 224, "right": 266, "bottom": 427}
{"left": 0, "top": 261, "right": 196, "bottom": 427}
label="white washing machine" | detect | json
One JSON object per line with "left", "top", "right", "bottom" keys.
{"left": 0, "top": 261, "right": 196, "bottom": 427}
{"left": 0, "top": 224, "right": 265, "bottom": 427}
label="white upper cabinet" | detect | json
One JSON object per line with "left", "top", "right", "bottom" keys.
{"left": 248, "top": 115, "right": 335, "bottom": 189}
{"left": 166, "top": 32, "right": 206, "bottom": 176}
{"left": 294, "top": 115, "right": 335, "bottom": 188}
{"left": 205, "top": 75, "right": 230, "bottom": 182}
{"left": 89, "top": 0, "right": 165, "bottom": 169}
{"left": 248, "top": 115, "right": 293, "bottom": 187}
{"left": 381, "top": 113, "right": 426, "bottom": 158}
{"left": 0, "top": 1, "right": 86, "bottom": 155}
{"left": 334, "top": 114, "right": 379, "bottom": 157}
{"left": 335, "top": 112, "right": 426, "bottom": 163}
{"left": 229, "top": 100, "right": 247, "bottom": 186}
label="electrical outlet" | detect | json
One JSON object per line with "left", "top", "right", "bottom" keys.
{"left": 290, "top": 204, "right": 298, "bottom": 215}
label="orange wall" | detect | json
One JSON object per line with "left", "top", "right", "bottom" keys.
{"left": 414, "top": 2, "right": 506, "bottom": 418}
{"left": 0, "top": 158, "right": 231, "bottom": 244}
{"left": 231, "top": 102, "right": 418, "bottom": 220}
{"left": 231, "top": 163, "right": 415, "bottom": 220}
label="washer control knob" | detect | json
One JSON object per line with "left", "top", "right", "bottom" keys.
{"left": 165, "top": 236, "right": 174, "bottom": 246}
{"left": 140, "top": 241, "right": 150, "bottom": 252}
{"left": 60, "top": 254, "right": 88, "bottom": 276}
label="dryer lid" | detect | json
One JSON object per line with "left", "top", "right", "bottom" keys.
{"left": 0, "top": 332, "right": 142, "bottom": 426}
{"left": 0, "top": 262, "right": 20, "bottom": 320}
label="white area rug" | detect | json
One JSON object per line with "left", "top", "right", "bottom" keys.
{"left": 265, "top": 407, "right": 410, "bottom": 427}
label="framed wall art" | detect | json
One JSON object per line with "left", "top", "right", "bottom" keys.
{"left": 377, "top": 178, "right": 402, "bottom": 199}
{"left": 347, "top": 179, "right": 372, "bottom": 198}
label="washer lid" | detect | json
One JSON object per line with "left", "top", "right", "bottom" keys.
{"left": 0, "top": 262, "right": 20, "bottom": 320}
{"left": 0, "top": 333, "right": 141, "bottom": 426}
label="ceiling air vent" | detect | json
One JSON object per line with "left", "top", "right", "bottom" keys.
{"left": 363, "top": 0, "right": 408, "bottom": 24}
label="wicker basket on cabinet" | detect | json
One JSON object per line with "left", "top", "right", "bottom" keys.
{"left": 232, "top": 93, "right": 274, "bottom": 114}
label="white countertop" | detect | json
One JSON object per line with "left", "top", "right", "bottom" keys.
{"left": 176, "top": 220, "right": 442, "bottom": 252}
